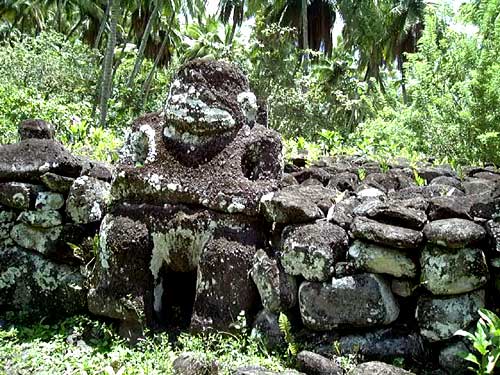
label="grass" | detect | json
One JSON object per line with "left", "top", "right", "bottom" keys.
{"left": 0, "top": 314, "right": 290, "bottom": 375}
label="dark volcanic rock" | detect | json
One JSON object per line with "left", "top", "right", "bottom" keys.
{"left": 0, "top": 139, "right": 82, "bottom": 182}
{"left": 416, "top": 290, "right": 485, "bottom": 342}
{"left": 40, "top": 172, "right": 75, "bottom": 193}
{"left": 327, "top": 195, "right": 359, "bottom": 228}
{"left": 337, "top": 328, "right": 427, "bottom": 363}
{"left": 327, "top": 172, "right": 359, "bottom": 192}
{"left": 0, "top": 245, "right": 87, "bottom": 319}
{"left": 420, "top": 245, "right": 489, "bottom": 295}
{"left": 351, "top": 217, "right": 424, "bottom": 249}
{"left": 428, "top": 196, "right": 471, "bottom": 220}
{"left": 66, "top": 176, "right": 111, "bottom": 224}
{"left": 172, "top": 352, "right": 218, "bottom": 375}
{"left": 281, "top": 221, "right": 348, "bottom": 281}
{"left": 389, "top": 184, "right": 464, "bottom": 200}
{"left": 0, "top": 182, "right": 43, "bottom": 210}
{"left": 18, "top": 119, "right": 55, "bottom": 140}
{"left": 423, "top": 218, "right": 486, "bottom": 248}
{"left": 192, "top": 237, "right": 260, "bottom": 330}
{"left": 250, "top": 250, "right": 297, "bottom": 313}
{"left": 353, "top": 200, "right": 427, "bottom": 230}
{"left": 252, "top": 309, "right": 285, "bottom": 350}
{"left": 299, "top": 274, "right": 399, "bottom": 330}
{"left": 429, "top": 176, "right": 464, "bottom": 190}
{"left": 487, "top": 220, "right": 500, "bottom": 252}
{"left": 260, "top": 186, "right": 324, "bottom": 223}
{"left": 351, "top": 362, "right": 415, "bottom": 375}
{"left": 292, "top": 167, "right": 331, "bottom": 185}
{"left": 88, "top": 214, "right": 153, "bottom": 323}
{"left": 296, "top": 351, "right": 342, "bottom": 375}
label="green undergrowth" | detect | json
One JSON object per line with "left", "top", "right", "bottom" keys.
{"left": 0, "top": 314, "right": 288, "bottom": 375}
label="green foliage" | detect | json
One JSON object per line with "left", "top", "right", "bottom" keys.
{"left": 278, "top": 312, "right": 299, "bottom": 364}
{"left": 455, "top": 308, "right": 500, "bottom": 374}
{"left": 0, "top": 314, "right": 288, "bottom": 375}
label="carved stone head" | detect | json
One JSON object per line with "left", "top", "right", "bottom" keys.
{"left": 163, "top": 59, "right": 257, "bottom": 156}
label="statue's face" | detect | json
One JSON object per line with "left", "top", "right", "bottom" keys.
{"left": 163, "top": 60, "right": 257, "bottom": 148}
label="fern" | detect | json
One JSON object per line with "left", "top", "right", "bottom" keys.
{"left": 278, "top": 312, "right": 299, "bottom": 358}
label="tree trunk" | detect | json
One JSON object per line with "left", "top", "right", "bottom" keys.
{"left": 142, "top": 12, "right": 175, "bottom": 105}
{"left": 94, "top": 0, "right": 111, "bottom": 50}
{"left": 301, "top": 0, "right": 309, "bottom": 71}
{"left": 128, "top": 1, "right": 160, "bottom": 86}
{"left": 99, "top": 0, "right": 119, "bottom": 128}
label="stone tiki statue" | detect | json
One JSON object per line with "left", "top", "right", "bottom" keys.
{"left": 88, "top": 59, "right": 283, "bottom": 336}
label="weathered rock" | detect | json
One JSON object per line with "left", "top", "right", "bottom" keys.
{"left": 417, "top": 166, "right": 456, "bottom": 182}
{"left": 17, "top": 210, "right": 62, "bottom": 228}
{"left": 466, "top": 192, "right": 500, "bottom": 220}
{"left": 348, "top": 240, "right": 417, "bottom": 278}
{"left": 40, "top": 172, "right": 75, "bottom": 193}
{"left": 0, "top": 245, "right": 86, "bottom": 319}
{"left": 0, "top": 182, "right": 43, "bottom": 210}
{"left": 172, "top": 352, "right": 218, "bottom": 375}
{"left": 281, "top": 173, "right": 298, "bottom": 187}
{"left": 420, "top": 245, "right": 489, "bottom": 295}
{"left": 296, "top": 351, "right": 342, "bottom": 375}
{"left": 79, "top": 159, "right": 113, "bottom": 182}
{"left": 35, "top": 191, "right": 64, "bottom": 211}
{"left": 335, "top": 328, "right": 427, "bottom": 362}
{"left": 472, "top": 170, "right": 500, "bottom": 181}
{"left": 327, "top": 172, "right": 359, "bottom": 192}
{"left": 0, "top": 139, "right": 82, "bottom": 182}
{"left": 327, "top": 195, "right": 359, "bottom": 228}
{"left": 429, "top": 176, "right": 463, "bottom": 189}
{"left": 252, "top": 309, "right": 285, "bottom": 350}
{"left": 463, "top": 178, "right": 496, "bottom": 195}
{"left": 66, "top": 176, "right": 110, "bottom": 224}
{"left": 261, "top": 187, "right": 324, "bottom": 223}
{"left": 389, "top": 185, "right": 464, "bottom": 200}
{"left": 428, "top": 196, "right": 471, "bottom": 221}
{"left": 281, "top": 222, "right": 348, "bottom": 281}
{"left": 351, "top": 361, "right": 415, "bottom": 375}
{"left": 10, "top": 223, "right": 62, "bottom": 255}
{"left": 192, "top": 237, "right": 259, "bottom": 329}
{"left": 391, "top": 279, "right": 417, "bottom": 298}
{"left": 150, "top": 210, "right": 214, "bottom": 273}
{"left": 416, "top": 290, "right": 485, "bottom": 342}
{"left": 299, "top": 274, "right": 399, "bottom": 330}
{"left": 423, "top": 218, "right": 486, "bottom": 248}
{"left": 301, "top": 178, "right": 322, "bottom": 186}
{"left": 353, "top": 200, "right": 427, "bottom": 230}
{"left": 351, "top": 217, "right": 424, "bottom": 250}
{"left": 292, "top": 167, "right": 331, "bottom": 185}
{"left": 334, "top": 261, "right": 357, "bottom": 278}
{"left": 250, "top": 250, "right": 297, "bottom": 313}
{"left": 356, "top": 187, "right": 386, "bottom": 200}
{"left": 18, "top": 119, "right": 55, "bottom": 140}
{"left": 88, "top": 214, "right": 152, "bottom": 322}
{"left": 439, "top": 341, "right": 470, "bottom": 375}
{"left": 0, "top": 210, "right": 15, "bottom": 239}
{"left": 363, "top": 171, "right": 415, "bottom": 193}
{"left": 486, "top": 220, "right": 500, "bottom": 252}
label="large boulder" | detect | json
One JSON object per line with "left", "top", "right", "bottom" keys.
{"left": 416, "top": 290, "right": 485, "bottom": 342}
{"left": 88, "top": 214, "right": 153, "bottom": 323}
{"left": 250, "top": 250, "right": 297, "bottom": 313}
{"left": 351, "top": 217, "right": 423, "bottom": 250}
{"left": 420, "top": 245, "right": 489, "bottom": 295}
{"left": 299, "top": 274, "right": 399, "bottom": 330}
{"left": 348, "top": 240, "right": 417, "bottom": 278}
{"left": 423, "top": 218, "right": 486, "bottom": 248}
{"left": 280, "top": 221, "right": 348, "bottom": 282}
{"left": 0, "top": 139, "right": 82, "bottom": 182}
{"left": 0, "top": 245, "right": 86, "bottom": 319}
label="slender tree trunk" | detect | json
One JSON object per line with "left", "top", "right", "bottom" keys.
{"left": 301, "top": 0, "right": 309, "bottom": 71}
{"left": 99, "top": 0, "right": 119, "bottom": 128}
{"left": 94, "top": 0, "right": 111, "bottom": 50}
{"left": 142, "top": 12, "right": 175, "bottom": 105}
{"left": 66, "top": 16, "right": 82, "bottom": 40}
{"left": 128, "top": 1, "right": 160, "bottom": 86}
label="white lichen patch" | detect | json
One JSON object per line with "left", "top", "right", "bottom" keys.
{"left": 66, "top": 176, "right": 111, "bottom": 224}
{"left": 10, "top": 223, "right": 62, "bottom": 255}
{"left": 237, "top": 91, "right": 257, "bottom": 123}
{"left": 0, "top": 267, "right": 21, "bottom": 289}
{"left": 35, "top": 191, "right": 64, "bottom": 210}
{"left": 17, "top": 210, "right": 62, "bottom": 228}
{"left": 99, "top": 215, "right": 113, "bottom": 269}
